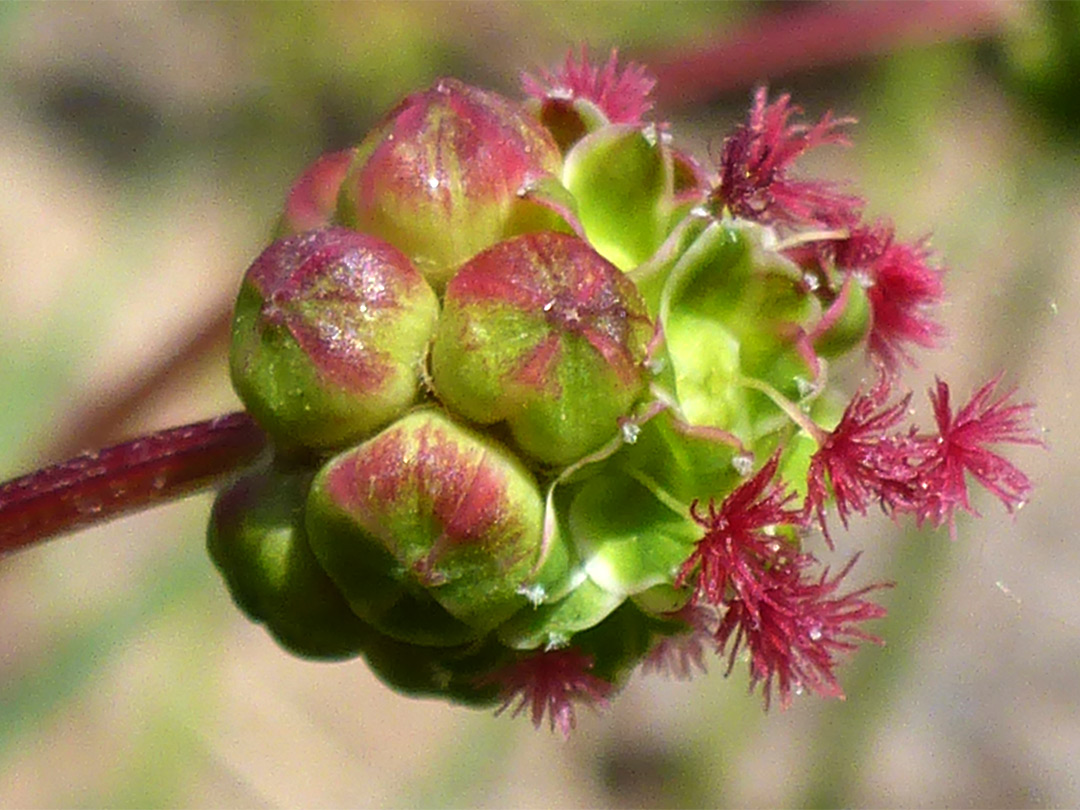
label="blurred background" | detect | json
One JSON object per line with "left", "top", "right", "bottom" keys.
{"left": 0, "top": 2, "right": 1076, "bottom": 807}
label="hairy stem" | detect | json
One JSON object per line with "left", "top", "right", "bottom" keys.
{"left": 0, "top": 412, "right": 267, "bottom": 556}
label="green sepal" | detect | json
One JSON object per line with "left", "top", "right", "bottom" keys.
{"left": 615, "top": 410, "right": 742, "bottom": 510}
{"left": 569, "top": 472, "right": 698, "bottom": 597}
{"left": 562, "top": 124, "right": 671, "bottom": 271}
{"left": 525, "top": 96, "right": 610, "bottom": 153}
{"left": 360, "top": 632, "right": 509, "bottom": 708}
{"left": 630, "top": 583, "right": 693, "bottom": 617}
{"left": 496, "top": 577, "right": 624, "bottom": 651}
{"left": 206, "top": 465, "right": 370, "bottom": 659}
{"left": 629, "top": 212, "right": 713, "bottom": 316}
{"left": 570, "top": 600, "right": 663, "bottom": 687}
{"left": 814, "top": 274, "right": 872, "bottom": 359}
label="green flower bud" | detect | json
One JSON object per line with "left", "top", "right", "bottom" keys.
{"left": 336, "top": 78, "right": 566, "bottom": 289}
{"left": 431, "top": 232, "right": 653, "bottom": 467}
{"left": 230, "top": 227, "right": 439, "bottom": 451}
{"left": 360, "top": 631, "right": 507, "bottom": 708}
{"left": 305, "top": 409, "right": 546, "bottom": 645}
{"left": 207, "top": 466, "right": 370, "bottom": 659}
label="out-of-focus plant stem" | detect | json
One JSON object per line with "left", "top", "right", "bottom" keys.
{"left": 0, "top": 412, "right": 266, "bottom": 556}
{"left": 647, "top": 0, "right": 1008, "bottom": 108}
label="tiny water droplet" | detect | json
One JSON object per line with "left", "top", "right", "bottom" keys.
{"left": 426, "top": 175, "right": 440, "bottom": 190}
{"left": 689, "top": 205, "right": 712, "bottom": 219}
{"left": 1049, "top": 299, "right": 1058, "bottom": 316}
{"left": 802, "top": 272, "right": 820, "bottom": 292}
{"left": 795, "top": 376, "right": 817, "bottom": 398}
{"left": 793, "top": 681, "right": 805, "bottom": 696}
{"left": 621, "top": 422, "right": 641, "bottom": 444}
{"left": 517, "top": 583, "right": 547, "bottom": 606}
{"left": 808, "top": 625, "right": 823, "bottom": 641}
{"left": 732, "top": 453, "right": 754, "bottom": 477}
{"left": 646, "top": 356, "right": 667, "bottom": 375}
{"left": 545, "top": 633, "right": 570, "bottom": 651}
{"left": 74, "top": 498, "right": 103, "bottom": 515}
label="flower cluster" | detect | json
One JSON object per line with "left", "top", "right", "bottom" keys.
{"left": 208, "top": 48, "right": 1040, "bottom": 736}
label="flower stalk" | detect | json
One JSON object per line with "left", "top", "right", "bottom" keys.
{"left": 0, "top": 412, "right": 266, "bottom": 554}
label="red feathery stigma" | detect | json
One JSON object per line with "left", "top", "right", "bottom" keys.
{"left": 676, "top": 453, "right": 804, "bottom": 622}
{"left": 522, "top": 47, "right": 656, "bottom": 125}
{"left": 490, "top": 648, "right": 613, "bottom": 738}
{"left": 712, "top": 87, "right": 862, "bottom": 230}
{"left": 640, "top": 605, "right": 715, "bottom": 680}
{"left": 914, "top": 374, "right": 1041, "bottom": 537}
{"left": 715, "top": 554, "right": 889, "bottom": 710}
{"left": 805, "top": 372, "right": 929, "bottom": 544}
{"left": 835, "top": 222, "right": 946, "bottom": 369}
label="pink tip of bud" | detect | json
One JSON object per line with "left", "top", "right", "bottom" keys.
{"left": 281, "top": 149, "right": 355, "bottom": 234}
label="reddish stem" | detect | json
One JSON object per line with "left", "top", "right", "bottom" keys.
{"left": 648, "top": 0, "right": 1007, "bottom": 108}
{"left": 0, "top": 412, "right": 267, "bottom": 556}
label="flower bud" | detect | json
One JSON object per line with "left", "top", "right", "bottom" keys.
{"left": 230, "top": 227, "right": 439, "bottom": 451}
{"left": 305, "top": 409, "right": 546, "bottom": 645}
{"left": 277, "top": 148, "right": 356, "bottom": 236}
{"left": 431, "top": 232, "right": 653, "bottom": 467}
{"left": 207, "top": 466, "right": 370, "bottom": 659}
{"left": 360, "top": 631, "right": 507, "bottom": 708}
{"left": 336, "top": 78, "right": 565, "bottom": 289}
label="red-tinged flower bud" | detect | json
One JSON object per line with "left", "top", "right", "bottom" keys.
{"left": 305, "top": 409, "right": 546, "bottom": 644}
{"left": 277, "top": 148, "right": 356, "bottom": 236}
{"left": 336, "top": 78, "right": 565, "bottom": 289}
{"left": 431, "top": 232, "right": 653, "bottom": 467}
{"left": 230, "top": 227, "right": 439, "bottom": 451}
{"left": 207, "top": 466, "right": 370, "bottom": 659}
